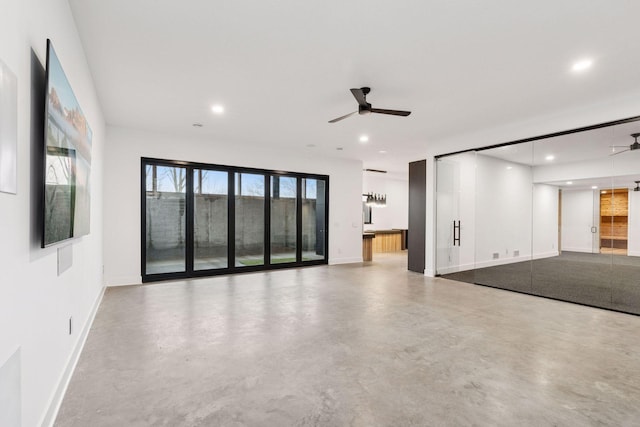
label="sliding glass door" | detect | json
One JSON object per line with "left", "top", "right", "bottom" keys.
{"left": 144, "top": 164, "right": 187, "bottom": 275}
{"left": 435, "top": 119, "right": 640, "bottom": 316}
{"left": 302, "top": 178, "right": 326, "bottom": 261}
{"left": 435, "top": 153, "right": 476, "bottom": 281}
{"left": 194, "top": 169, "right": 229, "bottom": 270}
{"left": 270, "top": 176, "right": 297, "bottom": 264}
{"left": 142, "top": 159, "right": 329, "bottom": 282}
{"left": 235, "top": 172, "right": 265, "bottom": 267}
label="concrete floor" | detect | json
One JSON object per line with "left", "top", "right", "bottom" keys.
{"left": 56, "top": 252, "right": 640, "bottom": 426}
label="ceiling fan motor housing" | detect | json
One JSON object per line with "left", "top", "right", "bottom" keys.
{"left": 359, "top": 103, "right": 372, "bottom": 115}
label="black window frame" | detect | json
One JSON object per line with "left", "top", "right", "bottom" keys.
{"left": 141, "top": 157, "right": 329, "bottom": 282}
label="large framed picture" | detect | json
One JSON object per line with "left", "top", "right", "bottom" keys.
{"left": 42, "top": 40, "right": 92, "bottom": 247}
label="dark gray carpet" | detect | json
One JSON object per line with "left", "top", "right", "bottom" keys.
{"left": 442, "top": 252, "right": 640, "bottom": 315}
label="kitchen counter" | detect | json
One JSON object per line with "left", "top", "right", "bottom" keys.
{"left": 363, "top": 229, "right": 407, "bottom": 253}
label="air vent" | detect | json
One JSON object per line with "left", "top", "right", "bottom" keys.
{"left": 492, "top": 253, "right": 499, "bottom": 259}
{"left": 363, "top": 168, "right": 387, "bottom": 174}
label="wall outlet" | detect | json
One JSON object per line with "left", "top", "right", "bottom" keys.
{"left": 493, "top": 253, "right": 499, "bottom": 259}
{"left": 514, "top": 250, "right": 520, "bottom": 257}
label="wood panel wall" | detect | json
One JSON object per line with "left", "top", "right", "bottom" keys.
{"left": 600, "top": 189, "right": 628, "bottom": 249}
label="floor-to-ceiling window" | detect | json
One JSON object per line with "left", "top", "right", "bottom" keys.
{"left": 144, "top": 163, "right": 187, "bottom": 275}
{"left": 142, "top": 158, "right": 329, "bottom": 282}
{"left": 270, "top": 175, "right": 297, "bottom": 264}
{"left": 435, "top": 117, "right": 640, "bottom": 315}
{"left": 302, "top": 178, "right": 327, "bottom": 261}
{"left": 194, "top": 168, "right": 229, "bottom": 271}
{"left": 235, "top": 172, "right": 266, "bottom": 267}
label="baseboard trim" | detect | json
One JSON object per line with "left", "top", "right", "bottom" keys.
{"left": 532, "top": 251, "right": 560, "bottom": 260}
{"left": 329, "top": 257, "right": 362, "bottom": 265}
{"left": 105, "top": 275, "right": 142, "bottom": 286}
{"left": 437, "top": 251, "right": 560, "bottom": 274}
{"left": 560, "top": 247, "right": 594, "bottom": 253}
{"left": 40, "top": 285, "right": 106, "bottom": 427}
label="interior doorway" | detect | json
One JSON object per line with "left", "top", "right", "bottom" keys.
{"left": 600, "top": 189, "right": 629, "bottom": 255}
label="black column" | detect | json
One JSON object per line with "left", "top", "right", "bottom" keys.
{"left": 408, "top": 160, "right": 426, "bottom": 273}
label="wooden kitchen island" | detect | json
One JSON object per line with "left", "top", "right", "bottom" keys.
{"left": 363, "top": 229, "right": 407, "bottom": 261}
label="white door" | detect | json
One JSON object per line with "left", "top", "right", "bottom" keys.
{"left": 561, "top": 189, "right": 599, "bottom": 253}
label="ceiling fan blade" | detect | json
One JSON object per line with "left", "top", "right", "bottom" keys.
{"left": 370, "top": 108, "right": 411, "bottom": 117}
{"left": 610, "top": 149, "right": 630, "bottom": 156}
{"left": 609, "top": 145, "right": 630, "bottom": 148}
{"left": 350, "top": 88, "right": 368, "bottom": 107}
{"left": 328, "top": 111, "right": 357, "bottom": 123}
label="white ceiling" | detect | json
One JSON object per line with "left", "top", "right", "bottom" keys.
{"left": 475, "top": 120, "right": 640, "bottom": 190}
{"left": 481, "top": 120, "right": 640, "bottom": 166}
{"left": 68, "top": 0, "right": 640, "bottom": 176}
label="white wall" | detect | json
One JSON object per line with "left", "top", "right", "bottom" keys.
{"left": 362, "top": 172, "right": 408, "bottom": 230}
{"left": 0, "top": 0, "right": 105, "bottom": 426}
{"left": 433, "top": 154, "right": 561, "bottom": 274}
{"left": 533, "top": 184, "right": 560, "bottom": 258}
{"left": 104, "top": 126, "right": 363, "bottom": 286}
{"left": 474, "top": 154, "right": 534, "bottom": 267}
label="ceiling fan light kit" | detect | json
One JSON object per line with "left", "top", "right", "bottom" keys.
{"left": 329, "top": 87, "right": 411, "bottom": 123}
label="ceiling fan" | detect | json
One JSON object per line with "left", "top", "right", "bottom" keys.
{"left": 328, "top": 87, "right": 411, "bottom": 123}
{"left": 610, "top": 132, "right": 640, "bottom": 156}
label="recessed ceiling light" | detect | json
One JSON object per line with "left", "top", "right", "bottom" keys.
{"left": 306, "top": 144, "right": 316, "bottom": 148}
{"left": 591, "top": 186, "right": 598, "bottom": 189}
{"left": 192, "top": 123, "right": 203, "bottom": 127}
{"left": 572, "top": 59, "right": 593, "bottom": 72}
{"left": 359, "top": 135, "right": 369, "bottom": 143}
{"left": 336, "top": 147, "right": 343, "bottom": 151}
{"left": 506, "top": 166, "right": 513, "bottom": 170}
{"left": 211, "top": 104, "right": 225, "bottom": 114}
{"left": 379, "top": 150, "right": 387, "bottom": 154}
{"left": 566, "top": 181, "right": 573, "bottom": 185}
{"left": 545, "top": 155, "right": 555, "bottom": 161}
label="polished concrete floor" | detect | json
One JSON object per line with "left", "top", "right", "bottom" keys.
{"left": 56, "top": 252, "right": 640, "bottom": 426}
